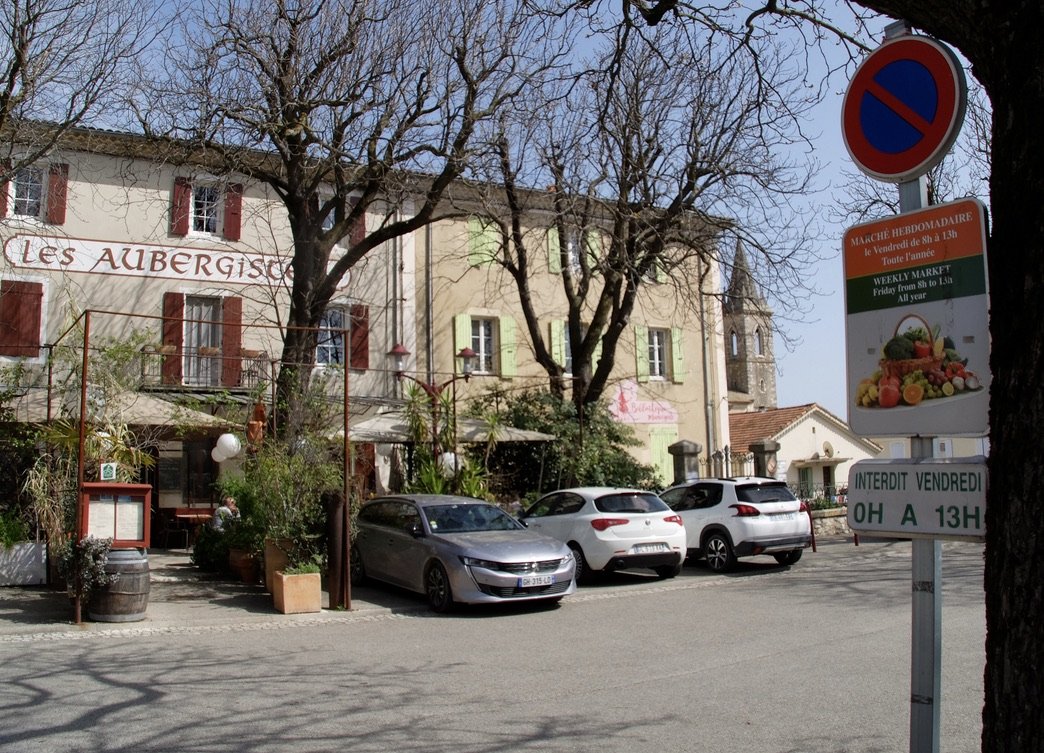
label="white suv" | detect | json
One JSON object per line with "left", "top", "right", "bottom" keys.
{"left": 660, "top": 477, "right": 811, "bottom": 572}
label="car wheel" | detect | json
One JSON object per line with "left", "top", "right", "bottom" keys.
{"left": 349, "top": 550, "right": 367, "bottom": 586}
{"left": 703, "top": 532, "right": 737, "bottom": 573}
{"left": 655, "top": 564, "right": 682, "bottom": 579}
{"left": 569, "top": 544, "right": 593, "bottom": 585}
{"left": 773, "top": 549, "right": 803, "bottom": 566}
{"left": 425, "top": 561, "right": 454, "bottom": 613}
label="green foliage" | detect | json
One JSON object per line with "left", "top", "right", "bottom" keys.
{"left": 283, "top": 560, "right": 321, "bottom": 575}
{"left": 0, "top": 508, "right": 30, "bottom": 548}
{"left": 190, "top": 524, "right": 230, "bottom": 572}
{"left": 56, "top": 536, "right": 118, "bottom": 599}
{"left": 217, "top": 439, "right": 340, "bottom": 567}
{"left": 467, "top": 387, "right": 659, "bottom": 499}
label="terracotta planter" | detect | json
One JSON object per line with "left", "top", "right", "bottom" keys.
{"left": 273, "top": 571, "right": 322, "bottom": 614}
{"left": 228, "top": 548, "right": 260, "bottom": 585}
{"left": 263, "top": 537, "right": 292, "bottom": 593}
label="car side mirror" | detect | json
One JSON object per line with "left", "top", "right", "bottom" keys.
{"left": 405, "top": 522, "right": 424, "bottom": 538}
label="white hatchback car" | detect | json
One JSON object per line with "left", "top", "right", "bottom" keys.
{"left": 519, "top": 487, "right": 686, "bottom": 583}
{"left": 659, "top": 477, "right": 811, "bottom": 572}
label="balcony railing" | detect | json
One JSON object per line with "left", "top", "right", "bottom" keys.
{"left": 140, "top": 345, "right": 270, "bottom": 391}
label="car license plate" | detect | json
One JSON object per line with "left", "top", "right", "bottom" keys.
{"left": 518, "top": 575, "right": 554, "bottom": 588}
{"left": 632, "top": 542, "right": 668, "bottom": 554}
{"left": 774, "top": 512, "right": 796, "bottom": 520}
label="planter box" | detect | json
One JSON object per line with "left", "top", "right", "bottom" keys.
{"left": 273, "top": 571, "right": 322, "bottom": 614}
{"left": 0, "top": 542, "right": 47, "bottom": 586}
{"left": 264, "top": 538, "right": 292, "bottom": 594}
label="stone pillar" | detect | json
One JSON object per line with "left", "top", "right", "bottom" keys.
{"left": 667, "top": 440, "right": 703, "bottom": 485}
{"left": 749, "top": 439, "right": 781, "bottom": 478}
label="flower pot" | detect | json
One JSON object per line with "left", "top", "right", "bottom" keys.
{"left": 273, "top": 571, "right": 322, "bottom": 614}
{"left": 228, "top": 548, "right": 260, "bottom": 585}
{"left": 0, "top": 541, "right": 47, "bottom": 586}
{"left": 264, "top": 537, "right": 292, "bottom": 593}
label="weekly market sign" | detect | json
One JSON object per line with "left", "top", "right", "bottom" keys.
{"left": 844, "top": 197, "right": 990, "bottom": 436}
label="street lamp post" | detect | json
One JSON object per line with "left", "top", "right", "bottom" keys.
{"left": 387, "top": 343, "right": 477, "bottom": 466}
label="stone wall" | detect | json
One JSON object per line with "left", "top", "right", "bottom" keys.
{"left": 810, "top": 508, "right": 852, "bottom": 537}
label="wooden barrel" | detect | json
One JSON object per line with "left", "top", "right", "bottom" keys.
{"left": 88, "top": 548, "right": 150, "bottom": 622}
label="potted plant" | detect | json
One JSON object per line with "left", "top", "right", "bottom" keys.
{"left": 0, "top": 507, "right": 47, "bottom": 586}
{"left": 272, "top": 559, "right": 323, "bottom": 614}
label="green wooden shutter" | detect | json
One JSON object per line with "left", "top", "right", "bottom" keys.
{"left": 671, "top": 326, "right": 685, "bottom": 384}
{"left": 650, "top": 426, "right": 679, "bottom": 486}
{"left": 550, "top": 319, "right": 565, "bottom": 366}
{"left": 468, "top": 216, "right": 497, "bottom": 267}
{"left": 499, "top": 316, "right": 517, "bottom": 378}
{"left": 635, "top": 325, "right": 650, "bottom": 383}
{"left": 454, "top": 313, "right": 471, "bottom": 371}
{"left": 584, "top": 230, "right": 600, "bottom": 272}
{"left": 547, "top": 228, "right": 561, "bottom": 274}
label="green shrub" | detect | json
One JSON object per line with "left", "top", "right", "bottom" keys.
{"left": 0, "top": 508, "right": 30, "bottom": 548}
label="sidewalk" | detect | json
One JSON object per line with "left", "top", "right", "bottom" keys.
{"left": 0, "top": 548, "right": 425, "bottom": 643}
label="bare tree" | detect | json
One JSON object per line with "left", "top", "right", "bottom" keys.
{"left": 0, "top": 0, "right": 164, "bottom": 179}
{"left": 142, "top": 0, "right": 566, "bottom": 430}
{"left": 472, "top": 24, "right": 820, "bottom": 413}
{"left": 587, "top": 0, "right": 1042, "bottom": 750}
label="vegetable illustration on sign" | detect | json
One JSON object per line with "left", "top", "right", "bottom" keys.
{"left": 855, "top": 315, "right": 982, "bottom": 408}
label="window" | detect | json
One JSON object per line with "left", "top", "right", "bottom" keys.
{"left": 316, "top": 307, "right": 345, "bottom": 365}
{"left": 161, "top": 292, "right": 243, "bottom": 387}
{"left": 2, "top": 163, "right": 68, "bottom": 224}
{"left": 192, "top": 185, "right": 220, "bottom": 234}
{"left": 755, "top": 327, "right": 764, "bottom": 355}
{"left": 315, "top": 304, "right": 369, "bottom": 369}
{"left": 12, "top": 167, "right": 42, "bottom": 217}
{"left": 636, "top": 325, "right": 684, "bottom": 383}
{"left": 171, "top": 178, "right": 243, "bottom": 240}
{"left": 648, "top": 328, "right": 668, "bottom": 379}
{"left": 184, "top": 296, "right": 223, "bottom": 386}
{"left": 547, "top": 227, "right": 581, "bottom": 273}
{"left": 454, "top": 313, "right": 516, "bottom": 377}
{"left": 730, "top": 330, "right": 739, "bottom": 357}
{"left": 471, "top": 317, "right": 496, "bottom": 374}
{"left": 0, "top": 280, "right": 44, "bottom": 357}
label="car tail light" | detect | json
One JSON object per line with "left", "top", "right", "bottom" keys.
{"left": 664, "top": 514, "right": 683, "bottom": 526}
{"left": 799, "top": 501, "right": 810, "bottom": 513}
{"left": 730, "top": 504, "right": 761, "bottom": 517}
{"left": 591, "top": 517, "right": 629, "bottom": 531}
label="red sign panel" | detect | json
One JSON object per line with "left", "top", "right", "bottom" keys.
{"left": 842, "top": 36, "right": 966, "bottom": 183}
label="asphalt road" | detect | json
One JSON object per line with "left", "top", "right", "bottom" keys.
{"left": 0, "top": 537, "right": 985, "bottom": 753}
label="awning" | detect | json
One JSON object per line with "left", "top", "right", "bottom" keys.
{"left": 4, "top": 387, "right": 232, "bottom": 428}
{"left": 341, "top": 409, "right": 556, "bottom": 444}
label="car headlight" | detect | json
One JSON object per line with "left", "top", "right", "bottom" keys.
{"left": 461, "top": 556, "right": 500, "bottom": 570}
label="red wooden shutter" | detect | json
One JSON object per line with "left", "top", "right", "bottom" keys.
{"left": 349, "top": 304, "right": 369, "bottom": 369}
{"left": 171, "top": 177, "right": 191, "bottom": 236}
{"left": 222, "top": 183, "right": 243, "bottom": 241}
{"left": 0, "top": 281, "right": 43, "bottom": 357}
{"left": 221, "top": 296, "right": 243, "bottom": 386}
{"left": 161, "top": 292, "right": 184, "bottom": 384}
{"left": 45, "top": 163, "right": 68, "bottom": 225}
{"left": 0, "top": 159, "right": 10, "bottom": 217}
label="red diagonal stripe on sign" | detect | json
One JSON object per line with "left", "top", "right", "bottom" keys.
{"left": 865, "top": 79, "right": 934, "bottom": 135}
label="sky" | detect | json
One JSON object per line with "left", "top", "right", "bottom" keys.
{"left": 773, "top": 84, "right": 852, "bottom": 420}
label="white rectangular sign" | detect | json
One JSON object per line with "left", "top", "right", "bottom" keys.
{"left": 847, "top": 456, "right": 987, "bottom": 541}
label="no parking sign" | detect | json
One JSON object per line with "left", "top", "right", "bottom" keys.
{"left": 842, "top": 35, "right": 967, "bottom": 182}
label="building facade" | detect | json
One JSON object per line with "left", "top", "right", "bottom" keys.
{"left": 1, "top": 126, "right": 732, "bottom": 511}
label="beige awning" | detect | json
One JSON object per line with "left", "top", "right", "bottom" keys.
{"left": 3, "top": 387, "right": 232, "bottom": 428}
{"left": 340, "top": 409, "right": 556, "bottom": 444}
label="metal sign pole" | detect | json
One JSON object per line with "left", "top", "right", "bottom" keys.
{"left": 898, "top": 162, "right": 941, "bottom": 753}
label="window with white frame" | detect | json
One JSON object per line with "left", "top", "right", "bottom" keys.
{"left": 316, "top": 307, "right": 345, "bottom": 365}
{"left": 183, "top": 296, "right": 222, "bottom": 386}
{"left": 12, "top": 167, "right": 44, "bottom": 218}
{"left": 192, "top": 184, "right": 221, "bottom": 234}
{"left": 648, "top": 328, "right": 669, "bottom": 379}
{"left": 471, "top": 318, "right": 496, "bottom": 373}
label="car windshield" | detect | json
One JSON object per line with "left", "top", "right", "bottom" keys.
{"left": 426, "top": 504, "right": 523, "bottom": 534}
{"left": 594, "top": 492, "right": 669, "bottom": 513}
{"left": 736, "top": 484, "right": 798, "bottom": 504}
